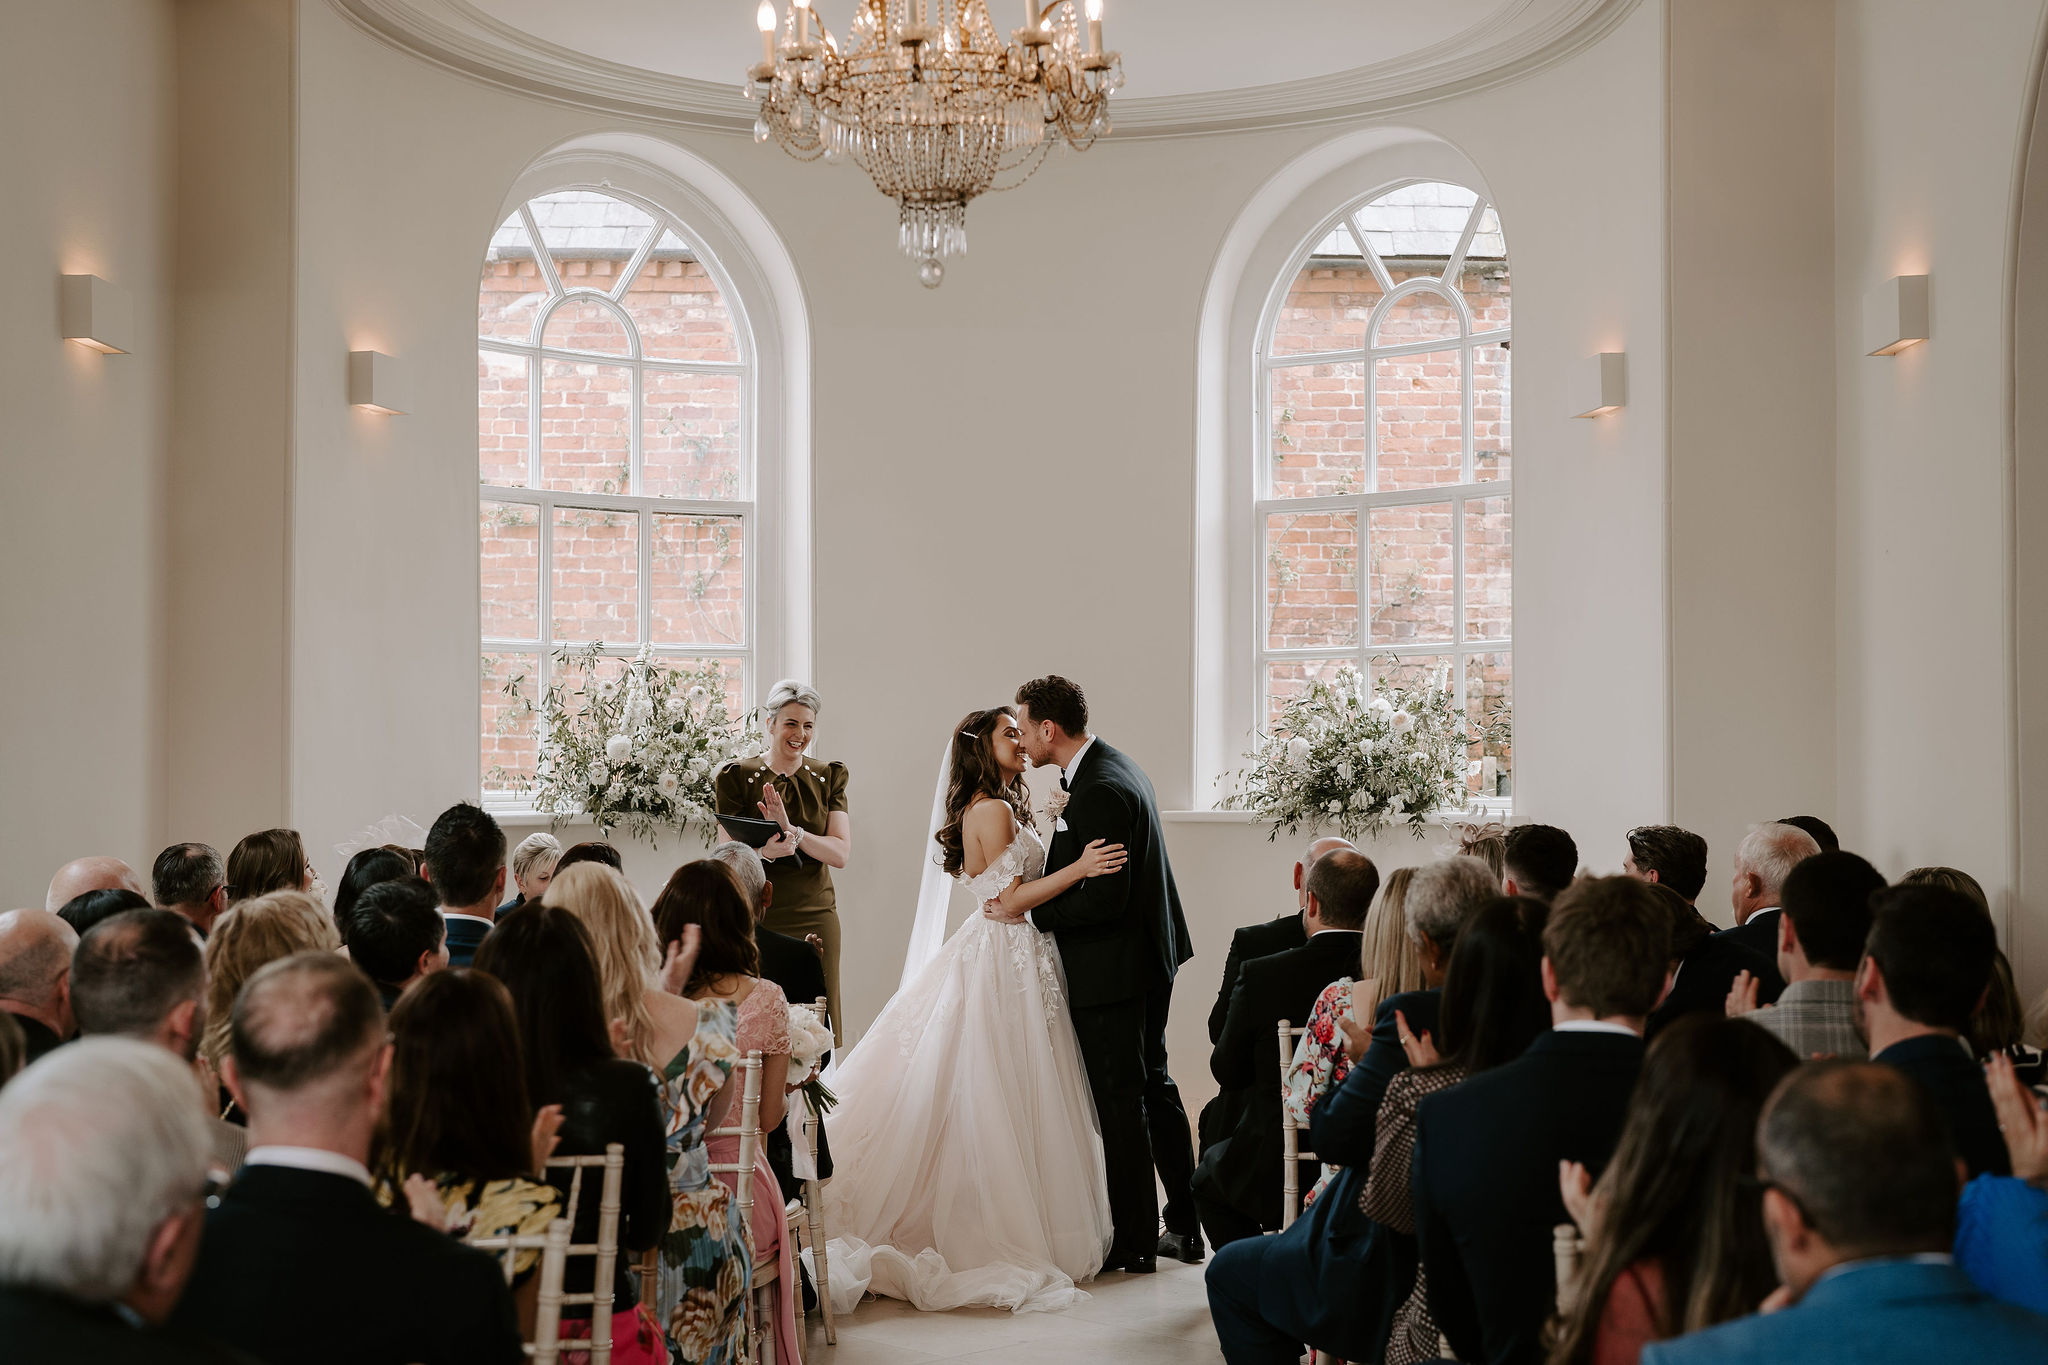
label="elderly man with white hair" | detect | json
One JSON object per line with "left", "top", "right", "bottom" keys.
{"left": 1715, "top": 820, "right": 1823, "bottom": 968}
{"left": 0, "top": 908, "right": 80, "bottom": 1063}
{"left": 0, "top": 1036, "right": 246, "bottom": 1360}
{"left": 46, "top": 855, "right": 146, "bottom": 913}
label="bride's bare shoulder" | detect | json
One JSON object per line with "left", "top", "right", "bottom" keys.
{"left": 963, "top": 796, "right": 1018, "bottom": 837}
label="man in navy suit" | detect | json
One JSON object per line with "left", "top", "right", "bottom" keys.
{"left": 1714, "top": 821, "right": 1818, "bottom": 979}
{"left": 1644, "top": 1062, "right": 2048, "bottom": 1364}
{"left": 421, "top": 803, "right": 507, "bottom": 967}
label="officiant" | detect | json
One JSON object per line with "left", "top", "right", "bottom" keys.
{"left": 716, "top": 678, "right": 852, "bottom": 1040}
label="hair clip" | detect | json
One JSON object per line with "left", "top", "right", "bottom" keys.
{"left": 958, "top": 730, "right": 978, "bottom": 740}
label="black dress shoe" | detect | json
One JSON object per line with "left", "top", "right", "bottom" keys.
{"left": 1111, "top": 1255, "right": 1158, "bottom": 1274}
{"left": 1157, "top": 1230, "right": 1204, "bottom": 1264}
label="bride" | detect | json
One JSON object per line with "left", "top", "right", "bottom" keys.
{"left": 818, "top": 705, "right": 1123, "bottom": 1313}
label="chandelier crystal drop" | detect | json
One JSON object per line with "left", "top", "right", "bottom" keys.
{"left": 745, "top": 0, "right": 1122, "bottom": 287}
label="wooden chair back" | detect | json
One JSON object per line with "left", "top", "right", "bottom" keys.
{"left": 541, "top": 1143, "right": 625, "bottom": 1364}
{"left": 705, "top": 1053, "right": 764, "bottom": 1359}
{"left": 468, "top": 1217, "right": 574, "bottom": 1364}
{"left": 1276, "top": 1019, "right": 1322, "bottom": 1231}
{"left": 1553, "top": 1222, "right": 1587, "bottom": 1316}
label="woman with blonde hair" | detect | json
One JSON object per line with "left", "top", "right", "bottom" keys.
{"left": 201, "top": 890, "right": 341, "bottom": 1096}
{"left": 540, "top": 862, "right": 701, "bottom": 1073}
{"left": 1452, "top": 822, "right": 1508, "bottom": 887}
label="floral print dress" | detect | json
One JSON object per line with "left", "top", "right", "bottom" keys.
{"left": 1284, "top": 976, "right": 1358, "bottom": 1208}
{"left": 658, "top": 999, "right": 748, "bottom": 1365}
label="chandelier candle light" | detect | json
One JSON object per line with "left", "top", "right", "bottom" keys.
{"left": 745, "top": 0, "right": 1123, "bottom": 287}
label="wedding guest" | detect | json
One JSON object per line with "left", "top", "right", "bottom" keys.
{"left": 476, "top": 905, "right": 710, "bottom": 1363}
{"left": 1903, "top": 867, "right": 2045, "bottom": 1080}
{"left": 1715, "top": 822, "right": 1819, "bottom": 964}
{"left": 421, "top": 803, "right": 507, "bottom": 967}
{"left": 540, "top": 863, "right": 702, "bottom": 1077}
{"left": 56, "top": 887, "right": 151, "bottom": 937}
{"left": 72, "top": 910, "right": 247, "bottom": 1177}
{"left": 1641, "top": 1064, "right": 2048, "bottom": 1365}
{"left": 656, "top": 860, "right": 800, "bottom": 1365}
{"left": 1504, "top": 823, "right": 1579, "bottom": 904}
{"left": 1955, "top": 1052, "right": 2048, "bottom": 1314}
{"left": 1413, "top": 875, "right": 1672, "bottom": 1365}
{"left": 1776, "top": 814, "right": 1840, "bottom": 855}
{"left": 1455, "top": 822, "right": 1509, "bottom": 885}
{"left": 1727, "top": 851, "right": 1883, "bottom": 1060}
{"left": 554, "top": 840, "right": 624, "bottom": 874}
{"left": 225, "top": 829, "right": 317, "bottom": 905}
{"left": 1208, "top": 836, "right": 1352, "bottom": 1044}
{"left": 499, "top": 832, "right": 562, "bottom": 915}
{"left": 0, "top": 1038, "right": 238, "bottom": 1361}
{"left": 1622, "top": 826, "right": 1709, "bottom": 906}
{"left": 0, "top": 908, "right": 80, "bottom": 1063}
{"left": 382, "top": 844, "right": 426, "bottom": 873}
{"left": 1646, "top": 885, "right": 1775, "bottom": 1039}
{"left": 716, "top": 679, "right": 853, "bottom": 1039}
{"left": 1198, "top": 849, "right": 1378, "bottom": 1248}
{"left": 44, "top": 855, "right": 146, "bottom": 912}
{"left": 173, "top": 953, "right": 522, "bottom": 1365}
{"left": 199, "top": 891, "right": 338, "bottom": 1081}
{"left": 331, "top": 847, "right": 415, "bottom": 941}
{"left": 152, "top": 843, "right": 228, "bottom": 936}
{"left": 341, "top": 878, "right": 448, "bottom": 1011}
{"left": 1548, "top": 1016, "right": 1797, "bottom": 1365}
{"left": 1861, "top": 883, "right": 2009, "bottom": 1178}
{"left": 1362, "top": 866, "right": 1427, "bottom": 1002}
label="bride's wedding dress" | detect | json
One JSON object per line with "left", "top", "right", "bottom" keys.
{"left": 817, "top": 820, "right": 1113, "bottom": 1313}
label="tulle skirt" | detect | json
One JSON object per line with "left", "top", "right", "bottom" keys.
{"left": 814, "top": 914, "right": 1112, "bottom": 1313}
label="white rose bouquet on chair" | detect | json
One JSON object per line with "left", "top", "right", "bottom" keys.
{"left": 787, "top": 1004, "right": 838, "bottom": 1115}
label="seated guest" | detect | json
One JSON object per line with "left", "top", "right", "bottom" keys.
{"left": 1549, "top": 1016, "right": 1797, "bottom": 1365}
{"left": 0, "top": 909, "right": 79, "bottom": 1063}
{"left": 500, "top": 832, "right": 562, "bottom": 916}
{"left": 1776, "top": 813, "right": 1840, "bottom": 854}
{"left": 172, "top": 953, "right": 523, "bottom": 1364}
{"left": 1729, "top": 851, "right": 1884, "bottom": 1059}
{"left": 1861, "top": 883, "right": 2009, "bottom": 1178}
{"left": 1622, "top": 826, "right": 1709, "bottom": 906}
{"left": 476, "top": 906, "right": 678, "bottom": 1363}
{"left": 1954, "top": 1052, "right": 2048, "bottom": 1315}
{"left": 421, "top": 803, "right": 508, "bottom": 967}
{"left": 542, "top": 863, "right": 703, "bottom": 1077}
{"left": 1504, "top": 823, "right": 1579, "bottom": 904}
{"left": 330, "top": 846, "right": 415, "bottom": 942}
{"left": 1642, "top": 1064, "right": 2048, "bottom": 1365}
{"left": 72, "top": 910, "right": 247, "bottom": 1177}
{"left": 44, "top": 855, "right": 146, "bottom": 912}
{"left": 1197, "top": 849, "right": 1379, "bottom": 1248}
{"left": 1646, "top": 885, "right": 1777, "bottom": 1039}
{"left": 341, "top": 877, "right": 448, "bottom": 1010}
{"left": 1413, "top": 875, "right": 1672, "bottom": 1365}
{"left": 1455, "top": 822, "right": 1510, "bottom": 886}
{"left": 199, "top": 890, "right": 338, "bottom": 1085}
{"left": 224, "top": 829, "right": 316, "bottom": 905}
{"left": 57, "top": 887, "right": 152, "bottom": 937}
{"left": 1361, "top": 866, "right": 1427, "bottom": 1005}
{"left": 0, "top": 1038, "right": 248, "bottom": 1362}
{"left": 1904, "top": 866, "right": 2047, "bottom": 1082}
{"left": 152, "top": 843, "right": 228, "bottom": 936}
{"left": 1209, "top": 837, "right": 1352, "bottom": 1044}
{"left": 555, "top": 840, "right": 625, "bottom": 874}
{"left": 1716, "top": 822, "right": 1820, "bottom": 965}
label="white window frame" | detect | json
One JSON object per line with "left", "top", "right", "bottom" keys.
{"left": 1254, "top": 183, "right": 1511, "bottom": 804}
{"left": 479, "top": 188, "right": 757, "bottom": 810}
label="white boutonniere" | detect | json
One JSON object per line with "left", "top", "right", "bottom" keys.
{"left": 1044, "top": 787, "right": 1070, "bottom": 833}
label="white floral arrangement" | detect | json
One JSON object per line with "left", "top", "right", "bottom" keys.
{"left": 506, "top": 642, "right": 756, "bottom": 844}
{"left": 786, "top": 1003, "right": 838, "bottom": 1114}
{"left": 1223, "top": 661, "right": 1502, "bottom": 842}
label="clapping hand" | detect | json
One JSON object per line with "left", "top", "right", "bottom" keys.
{"left": 660, "top": 925, "right": 703, "bottom": 995}
{"left": 402, "top": 1174, "right": 451, "bottom": 1231}
{"left": 1987, "top": 1051, "right": 2048, "bottom": 1185}
{"left": 1394, "top": 1008, "right": 1439, "bottom": 1068}
{"left": 1335, "top": 1012, "right": 1372, "bottom": 1064}
{"left": 1558, "top": 1160, "right": 1600, "bottom": 1236}
{"left": 1726, "top": 970, "right": 1760, "bottom": 1017}
{"left": 530, "top": 1103, "right": 565, "bottom": 1174}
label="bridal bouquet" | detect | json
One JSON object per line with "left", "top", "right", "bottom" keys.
{"left": 1224, "top": 662, "right": 1498, "bottom": 842}
{"left": 786, "top": 1003, "right": 837, "bottom": 1115}
{"left": 514, "top": 642, "right": 755, "bottom": 844}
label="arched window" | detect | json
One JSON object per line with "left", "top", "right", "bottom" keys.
{"left": 1259, "top": 181, "right": 1512, "bottom": 799}
{"left": 479, "top": 188, "right": 755, "bottom": 802}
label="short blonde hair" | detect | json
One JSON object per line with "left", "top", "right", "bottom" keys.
{"left": 201, "top": 891, "right": 340, "bottom": 1067}
{"left": 511, "top": 832, "right": 563, "bottom": 883}
{"left": 543, "top": 864, "right": 661, "bottom": 1067}
{"left": 763, "top": 679, "right": 822, "bottom": 731}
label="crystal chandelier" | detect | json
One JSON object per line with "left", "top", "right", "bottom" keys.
{"left": 745, "top": 0, "right": 1123, "bottom": 287}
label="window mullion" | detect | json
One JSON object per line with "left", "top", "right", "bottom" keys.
{"left": 638, "top": 509, "right": 654, "bottom": 651}
{"left": 527, "top": 352, "right": 542, "bottom": 489}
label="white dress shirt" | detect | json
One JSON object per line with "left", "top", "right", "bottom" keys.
{"left": 1550, "top": 1019, "right": 1642, "bottom": 1038}
{"left": 1026, "top": 735, "right": 1099, "bottom": 930}
{"left": 244, "top": 1144, "right": 373, "bottom": 1187}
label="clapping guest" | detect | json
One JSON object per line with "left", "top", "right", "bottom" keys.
{"left": 225, "top": 829, "right": 318, "bottom": 905}
{"left": 1727, "top": 852, "right": 1884, "bottom": 1060}
{"left": 421, "top": 804, "right": 508, "bottom": 967}
{"left": 1362, "top": 866, "right": 1428, "bottom": 1004}
{"left": 331, "top": 847, "right": 415, "bottom": 942}
{"left": 1646, "top": 885, "right": 1776, "bottom": 1039}
{"left": 199, "top": 891, "right": 338, "bottom": 1081}
{"left": 1954, "top": 1052, "right": 2048, "bottom": 1315}
{"left": 1548, "top": 1016, "right": 1797, "bottom": 1365}
{"left": 342, "top": 878, "right": 448, "bottom": 1010}
{"left": 0, "top": 909, "right": 80, "bottom": 1063}
{"left": 44, "top": 855, "right": 146, "bottom": 912}
{"left": 56, "top": 888, "right": 151, "bottom": 937}
{"left": 541, "top": 862, "right": 706, "bottom": 1077}
{"left": 152, "top": 843, "right": 229, "bottom": 937}
{"left": 1504, "top": 824, "right": 1579, "bottom": 904}
{"left": 500, "top": 833, "right": 562, "bottom": 916}
{"left": 1716, "top": 822, "right": 1819, "bottom": 966}
{"left": 1903, "top": 867, "right": 2045, "bottom": 1081}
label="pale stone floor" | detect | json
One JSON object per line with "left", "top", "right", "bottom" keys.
{"left": 800, "top": 1259, "right": 1226, "bottom": 1365}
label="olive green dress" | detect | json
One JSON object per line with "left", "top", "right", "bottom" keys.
{"left": 715, "top": 754, "right": 849, "bottom": 1040}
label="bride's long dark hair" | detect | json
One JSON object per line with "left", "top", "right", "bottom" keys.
{"left": 935, "top": 706, "right": 1034, "bottom": 877}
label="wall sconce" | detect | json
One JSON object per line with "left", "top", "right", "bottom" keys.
{"left": 1864, "top": 274, "right": 1929, "bottom": 356}
{"left": 1570, "top": 351, "right": 1627, "bottom": 418}
{"left": 347, "top": 350, "right": 411, "bottom": 415}
{"left": 60, "top": 274, "right": 133, "bottom": 354}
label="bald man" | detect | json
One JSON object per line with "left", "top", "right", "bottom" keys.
{"left": 0, "top": 909, "right": 81, "bottom": 1063}
{"left": 44, "top": 856, "right": 145, "bottom": 914}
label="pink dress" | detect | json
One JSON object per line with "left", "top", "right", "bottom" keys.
{"left": 704, "top": 979, "right": 799, "bottom": 1365}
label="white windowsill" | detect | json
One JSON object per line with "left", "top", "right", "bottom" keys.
{"left": 1166, "top": 796, "right": 1511, "bottom": 826}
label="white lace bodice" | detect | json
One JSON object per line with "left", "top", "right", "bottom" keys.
{"left": 960, "top": 820, "right": 1047, "bottom": 909}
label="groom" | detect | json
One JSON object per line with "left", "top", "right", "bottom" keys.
{"left": 987, "top": 674, "right": 1203, "bottom": 1272}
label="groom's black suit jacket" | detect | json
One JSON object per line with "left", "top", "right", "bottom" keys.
{"left": 1032, "top": 738, "right": 1194, "bottom": 1007}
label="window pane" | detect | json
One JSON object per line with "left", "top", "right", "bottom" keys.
{"left": 1352, "top": 182, "right": 1480, "bottom": 261}
{"left": 1459, "top": 255, "right": 1511, "bottom": 336}
{"left": 1374, "top": 349, "right": 1464, "bottom": 490}
{"left": 541, "top": 296, "right": 631, "bottom": 356}
{"left": 540, "top": 359, "right": 632, "bottom": 494}
{"left": 1269, "top": 223, "right": 1381, "bottom": 357}
{"left": 627, "top": 231, "right": 742, "bottom": 363}
{"left": 1266, "top": 510, "right": 1358, "bottom": 650}
{"left": 527, "top": 190, "right": 655, "bottom": 298}
{"left": 1375, "top": 652, "right": 1452, "bottom": 695}
{"left": 1474, "top": 341, "right": 1511, "bottom": 481}
{"left": 644, "top": 369, "right": 744, "bottom": 500}
{"left": 481, "top": 502, "right": 541, "bottom": 641}
{"left": 480, "top": 215, "right": 548, "bottom": 343}
{"left": 1464, "top": 496, "right": 1512, "bottom": 641}
{"left": 1265, "top": 658, "right": 1350, "bottom": 733}
{"left": 1268, "top": 361, "right": 1364, "bottom": 497}
{"left": 482, "top": 652, "right": 539, "bottom": 795}
{"left": 551, "top": 507, "right": 641, "bottom": 642}
{"left": 1369, "top": 503, "right": 1454, "bottom": 644}
{"left": 479, "top": 349, "right": 530, "bottom": 487}
{"left": 652, "top": 514, "right": 745, "bottom": 647}
{"left": 1373, "top": 287, "right": 1461, "bottom": 348}
{"left": 1465, "top": 650, "right": 1513, "bottom": 797}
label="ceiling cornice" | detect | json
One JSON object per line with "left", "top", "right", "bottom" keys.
{"left": 327, "top": 0, "right": 1642, "bottom": 141}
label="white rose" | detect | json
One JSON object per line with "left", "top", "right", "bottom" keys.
{"left": 687, "top": 756, "right": 708, "bottom": 778}
{"left": 1349, "top": 791, "right": 1369, "bottom": 810}
{"left": 1368, "top": 696, "right": 1394, "bottom": 717}
{"left": 1387, "top": 794, "right": 1407, "bottom": 815}
{"left": 1327, "top": 800, "right": 1343, "bottom": 814}
{"left": 1390, "top": 710, "right": 1415, "bottom": 735}
{"left": 587, "top": 760, "right": 609, "bottom": 787}
{"left": 657, "top": 771, "right": 681, "bottom": 798}
{"left": 1286, "top": 736, "right": 1312, "bottom": 767}
{"left": 688, "top": 685, "right": 707, "bottom": 703}
{"left": 1357, "top": 737, "right": 1374, "bottom": 756}
{"left": 605, "top": 734, "right": 631, "bottom": 764}
{"left": 1335, "top": 759, "right": 1354, "bottom": 784}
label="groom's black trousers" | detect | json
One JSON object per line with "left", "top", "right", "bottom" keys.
{"left": 1070, "top": 974, "right": 1199, "bottom": 1256}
